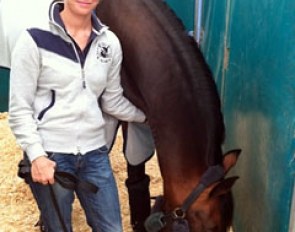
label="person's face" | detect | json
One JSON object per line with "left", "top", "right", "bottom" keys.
{"left": 64, "top": 0, "right": 100, "bottom": 16}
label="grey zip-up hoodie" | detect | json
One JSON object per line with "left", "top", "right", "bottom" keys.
{"left": 9, "top": 1, "right": 145, "bottom": 162}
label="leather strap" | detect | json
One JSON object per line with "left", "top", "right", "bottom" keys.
{"left": 17, "top": 159, "right": 99, "bottom": 232}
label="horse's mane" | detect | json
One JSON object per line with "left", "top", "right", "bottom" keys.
{"left": 142, "top": 0, "right": 225, "bottom": 165}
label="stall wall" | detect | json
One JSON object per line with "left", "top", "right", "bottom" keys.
{"left": 0, "top": 0, "right": 9, "bottom": 112}
{"left": 201, "top": 0, "right": 295, "bottom": 231}
{"left": 0, "top": 68, "right": 9, "bottom": 112}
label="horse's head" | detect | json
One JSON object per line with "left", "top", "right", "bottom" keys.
{"left": 189, "top": 149, "right": 240, "bottom": 232}
{"left": 146, "top": 149, "right": 241, "bottom": 232}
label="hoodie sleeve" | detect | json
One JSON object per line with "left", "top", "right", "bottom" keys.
{"left": 100, "top": 31, "right": 146, "bottom": 123}
{"left": 9, "top": 30, "right": 46, "bottom": 162}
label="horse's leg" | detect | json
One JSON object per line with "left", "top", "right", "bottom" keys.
{"left": 125, "top": 162, "right": 151, "bottom": 232}
{"left": 122, "top": 122, "right": 155, "bottom": 231}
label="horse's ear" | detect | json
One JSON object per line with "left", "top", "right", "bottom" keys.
{"left": 209, "top": 176, "right": 239, "bottom": 198}
{"left": 223, "top": 149, "right": 241, "bottom": 174}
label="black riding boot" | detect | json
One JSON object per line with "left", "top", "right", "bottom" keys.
{"left": 126, "top": 163, "right": 151, "bottom": 232}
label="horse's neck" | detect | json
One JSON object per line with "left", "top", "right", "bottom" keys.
{"left": 97, "top": 0, "right": 224, "bottom": 167}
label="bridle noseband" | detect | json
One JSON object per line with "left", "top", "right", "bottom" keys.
{"left": 145, "top": 165, "right": 225, "bottom": 232}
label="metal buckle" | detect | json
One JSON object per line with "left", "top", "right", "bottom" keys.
{"left": 172, "top": 207, "right": 186, "bottom": 220}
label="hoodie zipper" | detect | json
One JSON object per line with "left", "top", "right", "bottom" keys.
{"left": 50, "top": 20, "right": 89, "bottom": 154}
{"left": 70, "top": 42, "right": 86, "bottom": 89}
{"left": 75, "top": 48, "right": 86, "bottom": 154}
{"left": 67, "top": 38, "right": 87, "bottom": 154}
{"left": 81, "top": 68, "right": 86, "bottom": 89}
{"left": 52, "top": 21, "right": 86, "bottom": 89}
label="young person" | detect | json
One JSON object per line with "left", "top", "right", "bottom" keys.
{"left": 9, "top": 0, "right": 146, "bottom": 231}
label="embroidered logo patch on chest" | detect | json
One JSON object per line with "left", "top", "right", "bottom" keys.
{"left": 96, "top": 42, "right": 112, "bottom": 63}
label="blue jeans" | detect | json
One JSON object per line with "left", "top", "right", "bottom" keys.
{"left": 28, "top": 146, "right": 122, "bottom": 232}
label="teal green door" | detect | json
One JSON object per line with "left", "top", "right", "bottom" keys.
{"left": 0, "top": 67, "right": 9, "bottom": 112}
{"left": 201, "top": 0, "right": 295, "bottom": 231}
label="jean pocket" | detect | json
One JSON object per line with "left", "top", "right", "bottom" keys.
{"left": 98, "top": 145, "right": 109, "bottom": 154}
{"left": 46, "top": 152, "right": 56, "bottom": 160}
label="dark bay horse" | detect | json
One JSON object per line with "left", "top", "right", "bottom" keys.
{"left": 97, "top": 0, "right": 240, "bottom": 231}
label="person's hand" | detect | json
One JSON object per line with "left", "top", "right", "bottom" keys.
{"left": 31, "top": 156, "right": 56, "bottom": 185}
